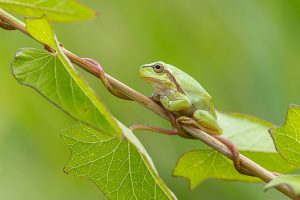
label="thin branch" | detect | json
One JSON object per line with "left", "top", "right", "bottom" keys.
{"left": 0, "top": 8, "right": 298, "bottom": 200}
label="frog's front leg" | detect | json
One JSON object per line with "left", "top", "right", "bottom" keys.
{"left": 160, "top": 91, "right": 192, "bottom": 112}
{"left": 193, "top": 110, "right": 223, "bottom": 135}
{"left": 150, "top": 92, "right": 161, "bottom": 102}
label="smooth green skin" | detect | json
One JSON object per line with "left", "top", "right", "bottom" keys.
{"left": 140, "top": 61, "right": 222, "bottom": 135}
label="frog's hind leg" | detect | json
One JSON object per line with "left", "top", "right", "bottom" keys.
{"left": 175, "top": 116, "right": 218, "bottom": 138}
{"left": 193, "top": 110, "right": 223, "bottom": 134}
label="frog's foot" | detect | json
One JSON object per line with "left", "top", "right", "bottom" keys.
{"left": 212, "top": 135, "right": 254, "bottom": 176}
{"left": 175, "top": 116, "right": 202, "bottom": 138}
{"left": 150, "top": 93, "right": 161, "bottom": 102}
{"left": 176, "top": 116, "right": 199, "bottom": 128}
{"left": 176, "top": 116, "right": 220, "bottom": 135}
{"left": 129, "top": 124, "right": 179, "bottom": 136}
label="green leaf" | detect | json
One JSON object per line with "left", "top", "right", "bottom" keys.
{"left": 174, "top": 150, "right": 294, "bottom": 189}
{"left": 14, "top": 16, "right": 120, "bottom": 135}
{"left": 265, "top": 175, "right": 300, "bottom": 196}
{"left": 0, "top": 0, "right": 95, "bottom": 22}
{"left": 173, "top": 112, "right": 297, "bottom": 189}
{"left": 62, "top": 122, "right": 175, "bottom": 200}
{"left": 13, "top": 48, "right": 118, "bottom": 135}
{"left": 25, "top": 16, "right": 58, "bottom": 50}
{"left": 269, "top": 104, "right": 300, "bottom": 166}
{"left": 12, "top": 17, "right": 175, "bottom": 199}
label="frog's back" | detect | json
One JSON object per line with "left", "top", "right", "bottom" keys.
{"left": 167, "top": 64, "right": 217, "bottom": 117}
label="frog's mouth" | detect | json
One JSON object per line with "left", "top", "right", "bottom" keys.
{"left": 140, "top": 76, "right": 159, "bottom": 82}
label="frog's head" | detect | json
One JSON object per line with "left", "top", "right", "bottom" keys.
{"left": 140, "top": 61, "right": 176, "bottom": 90}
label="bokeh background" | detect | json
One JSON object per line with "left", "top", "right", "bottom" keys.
{"left": 1, "top": 1, "right": 300, "bottom": 199}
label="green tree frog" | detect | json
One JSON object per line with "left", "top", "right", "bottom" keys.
{"left": 82, "top": 58, "right": 249, "bottom": 175}
{"left": 139, "top": 61, "right": 222, "bottom": 136}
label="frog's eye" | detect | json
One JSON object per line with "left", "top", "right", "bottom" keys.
{"left": 153, "top": 64, "right": 164, "bottom": 73}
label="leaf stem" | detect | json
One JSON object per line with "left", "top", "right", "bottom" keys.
{"left": 0, "top": 8, "right": 298, "bottom": 200}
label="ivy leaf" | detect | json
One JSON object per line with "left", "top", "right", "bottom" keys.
{"left": 12, "top": 17, "right": 175, "bottom": 199}
{"left": 269, "top": 104, "right": 300, "bottom": 166}
{"left": 0, "top": 0, "right": 95, "bottom": 22}
{"left": 13, "top": 16, "right": 119, "bottom": 135}
{"left": 173, "top": 113, "right": 297, "bottom": 189}
{"left": 265, "top": 175, "right": 300, "bottom": 196}
{"left": 13, "top": 48, "right": 118, "bottom": 135}
{"left": 62, "top": 122, "right": 175, "bottom": 199}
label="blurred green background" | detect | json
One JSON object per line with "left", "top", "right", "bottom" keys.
{"left": 1, "top": 0, "right": 299, "bottom": 199}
